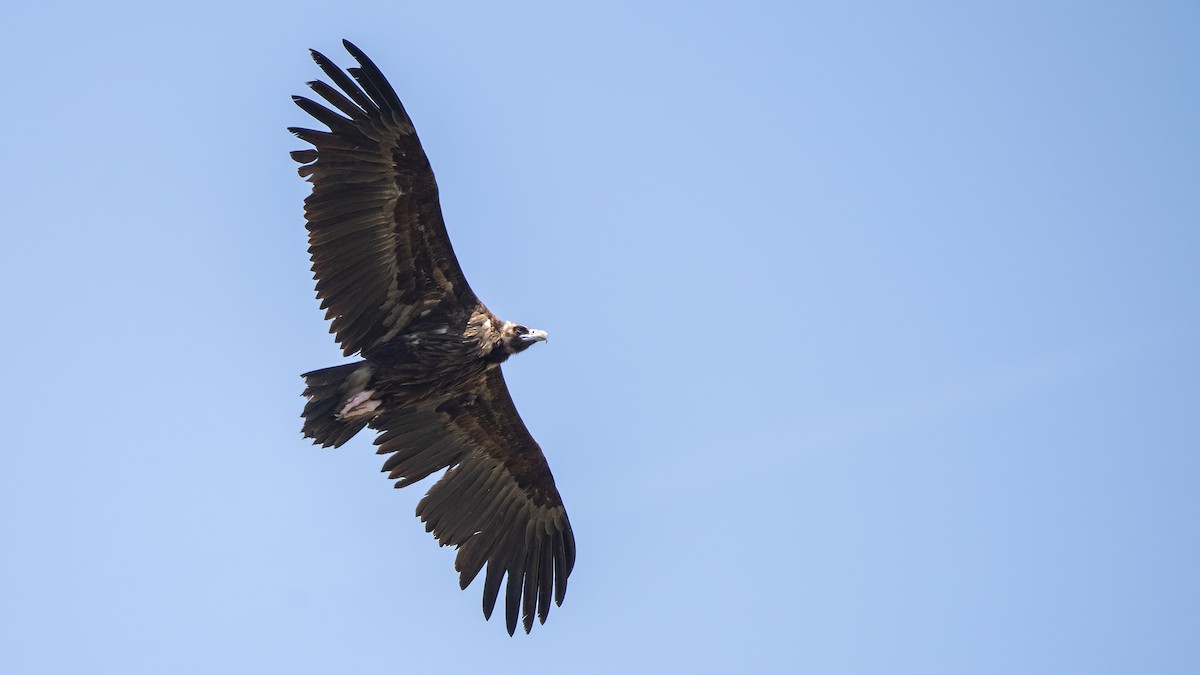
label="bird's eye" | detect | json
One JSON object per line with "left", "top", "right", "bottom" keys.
{"left": 514, "top": 325, "right": 528, "bottom": 335}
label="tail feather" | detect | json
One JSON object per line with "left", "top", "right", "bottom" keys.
{"left": 301, "top": 361, "right": 374, "bottom": 448}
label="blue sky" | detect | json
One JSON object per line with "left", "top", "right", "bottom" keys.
{"left": 3, "top": 1, "right": 1198, "bottom": 673}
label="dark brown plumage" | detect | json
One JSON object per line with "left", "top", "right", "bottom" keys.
{"left": 290, "top": 40, "right": 574, "bottom": 635}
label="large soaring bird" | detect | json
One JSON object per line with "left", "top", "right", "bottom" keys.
{"left": 290, "top": 40, "right": 574, "bottom": 635}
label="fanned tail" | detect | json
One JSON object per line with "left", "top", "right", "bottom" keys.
{"left": 301, "top": 361, "right": 376, "bottom": 447}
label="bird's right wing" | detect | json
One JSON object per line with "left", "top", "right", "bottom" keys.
{"left": 290, "top": 41, "right": 478, "bottom": 356}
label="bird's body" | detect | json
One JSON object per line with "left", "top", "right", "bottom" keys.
{"left": 290, "top": 40, "right": 573, "bottom": 635}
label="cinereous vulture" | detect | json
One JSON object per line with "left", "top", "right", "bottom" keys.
{"left": 290, "top": 40, "right": 574, "bottom": 635}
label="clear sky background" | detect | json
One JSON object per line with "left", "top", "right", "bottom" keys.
{"left": 3, "top": 2, "right": 1198, "bottom": 673}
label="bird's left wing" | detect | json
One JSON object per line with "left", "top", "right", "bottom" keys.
{"left": 369, "top": 368, "right": 576, "bottom": 635}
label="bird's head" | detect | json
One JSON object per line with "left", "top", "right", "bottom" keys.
{"left": 499, "top": 321, "right": 548, "bottom": 356}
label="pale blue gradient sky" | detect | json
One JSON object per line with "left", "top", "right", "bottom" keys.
{"left": 3, "top": 2, "right": 1198, "bottom": 673}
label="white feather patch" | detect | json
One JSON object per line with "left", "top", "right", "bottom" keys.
{"left": 338, "top": 390, "right": 381, "bottom": 419}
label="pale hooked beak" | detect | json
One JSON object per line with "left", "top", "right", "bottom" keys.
{"left": 521, "top": 329, "right": 549, "bottom": 343}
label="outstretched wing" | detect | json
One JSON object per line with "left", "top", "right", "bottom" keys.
{"left": 370, "top": 368, "right": 576, "bottom": 635}
{"left": 290, "top": 40, "right": 476, "bottom": 356}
